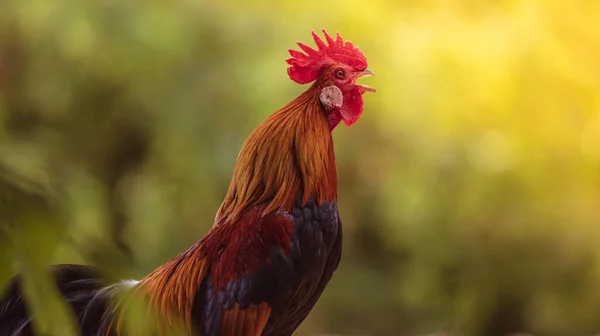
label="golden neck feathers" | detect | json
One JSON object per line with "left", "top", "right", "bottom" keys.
{"left": 216, "top": 81, "right": 338, "bottom": 224}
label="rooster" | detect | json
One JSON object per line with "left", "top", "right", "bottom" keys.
{"left": 0, "top": 29, "right": 375, "bottom": 336}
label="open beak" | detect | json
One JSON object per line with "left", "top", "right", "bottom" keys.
{"left": 355, "top": 69, "right": 376, "bottom": 92}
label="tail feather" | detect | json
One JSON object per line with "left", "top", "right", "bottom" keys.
{"left": 0, "top": 264, "right": 117, "bottom": 336}
{"left": 0, "top": 259, "right": 207, "bottom": 336}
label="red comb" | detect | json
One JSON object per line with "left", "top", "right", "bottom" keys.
{"left": 286, "top": 30, "right": 368, "bottom": 84}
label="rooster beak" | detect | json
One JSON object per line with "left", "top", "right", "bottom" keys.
{"left": 360, "top": 69, "right": 375, "bottom": 77}
{"left": 355, "top": 69, "right": 376, "bottom": 92}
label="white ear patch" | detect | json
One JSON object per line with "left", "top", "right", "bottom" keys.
{"left": 320, "top": 85, "right": 343, "bottom": 111}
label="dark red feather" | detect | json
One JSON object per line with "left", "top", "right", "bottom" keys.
{"left": 207, "top": 208, "right": 294, "bottom": 291}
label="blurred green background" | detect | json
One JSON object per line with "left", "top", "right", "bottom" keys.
{"left": 1, "top": 0, "right": 599, "bottom": 335}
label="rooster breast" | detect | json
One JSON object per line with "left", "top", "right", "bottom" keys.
{"left": 197, "top": 197, "right": 342, "bottom": 336}
{"left": 264, "top": 197, "right": 342, "bottom": 335}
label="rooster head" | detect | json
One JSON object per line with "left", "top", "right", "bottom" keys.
{"left": 286, "top": 29, "right": 375, "bottom": 129}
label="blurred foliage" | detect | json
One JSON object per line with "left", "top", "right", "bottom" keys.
{"left": 1, "top": 0, "right": 600, "bottom": 335}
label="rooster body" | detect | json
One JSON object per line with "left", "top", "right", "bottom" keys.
{"left": 0, "top": 30, "right": 373, "bottom": 336}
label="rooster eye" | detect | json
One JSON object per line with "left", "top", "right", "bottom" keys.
{"left": 334, "top": 69, "right": 346, "bottom": 79}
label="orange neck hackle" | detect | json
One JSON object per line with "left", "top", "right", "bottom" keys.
{"left": 215, "top": 80, "right": 338, "bottom": 225}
